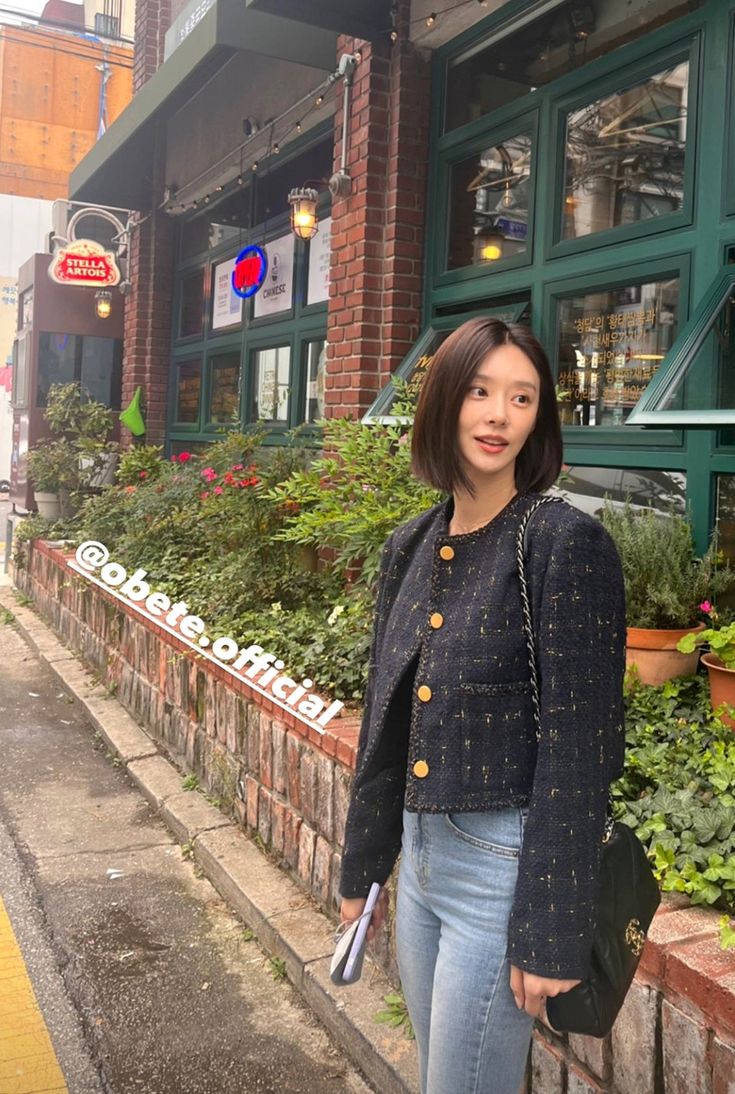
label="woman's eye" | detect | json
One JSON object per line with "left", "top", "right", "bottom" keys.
{"left": 469, "top": 386, "right": 486, "bottom": 397}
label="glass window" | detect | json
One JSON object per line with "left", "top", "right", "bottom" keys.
{"left": 557, "top": 465, "right": 686, "bottom": 516}
{"left": 716, "top": 476, "right": 735, "bottom": 569}
{"left": 179, "top": 217, "right": 210, "bottom": 263}
{"left": 12, "top": 332, "right": 29, "bottom": 408}
{"left": 304, "top": 340, "right": 326, "bottom": 423}
{"left": 209, "top": 351, "right": 241, "bottom": 424}
{"left": 556, "top": 275, "right": 680, "bottom": 427}
{"left": 447, "top": 133, "right": 532, "bottom": 271}
{"left": 174, "top": 358, "right": 202, "bottom": 424}
{"left": 562, "top": 61, "right": 689, "bottom": 241}
{"left": 444, "top": 0, "right": 701, "bottom": 132}
{"left": 80, "top": 337, "right": 122, "bottom": 409}
{"left": 253, "top": 346, "right": 290, "bottom": 423}
{"left": 37, "top": 332, "right": 77, "bottom": 406}
{"left": 179, "top": 272, "right": 204, "bottom": 338}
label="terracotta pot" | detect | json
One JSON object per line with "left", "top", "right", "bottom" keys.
{"left": 701, "top": 653, "right": 735, "bottom": 729}
{"left": 625, "top": 623, "right": 705, "bottom": 687}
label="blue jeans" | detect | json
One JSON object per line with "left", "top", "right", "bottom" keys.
{"left": 395, "top": 806, "right": 535, "bottom": 1094}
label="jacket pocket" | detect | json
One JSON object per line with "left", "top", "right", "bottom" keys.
{"left": 458, "top": 680, "right": 536, "bottom": 792}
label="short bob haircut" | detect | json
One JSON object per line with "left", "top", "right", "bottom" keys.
{"left": 411, "top": 316, "right": 563, "bottom": 498}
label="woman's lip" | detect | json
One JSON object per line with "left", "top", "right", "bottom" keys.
{"left": 475, "top": 437, "right": 508, "bottom": 450}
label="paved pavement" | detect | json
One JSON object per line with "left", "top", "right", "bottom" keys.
{"left": 0, "top": 615, "right": 378, "bottom": 1094}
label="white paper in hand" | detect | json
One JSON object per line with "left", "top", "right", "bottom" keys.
{"left": 331, "top": 882, "right": 381, "bottom": 986}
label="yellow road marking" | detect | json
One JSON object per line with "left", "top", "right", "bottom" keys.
{"left": 0, "top": 897, "right": 68, "bottom": 1093}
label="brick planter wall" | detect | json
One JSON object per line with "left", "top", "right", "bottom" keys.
{"left": 14, "top": 540, "right": 735, "bottom": 1092}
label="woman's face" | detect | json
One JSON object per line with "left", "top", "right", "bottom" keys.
{"left": 456, "top": 343, "right": 540, "bottom": 488}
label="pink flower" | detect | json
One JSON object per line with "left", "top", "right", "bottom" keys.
{"left": 178, "top": 452, "right": 193, "bottom": 463}
{"left": 139, "top": 470, "right": 149, "bottom": 479}
{"left": 700, "top": 600, "right": 713, "bottom": 614}
{"left": 232, "top": 463, "right": 244, "bottom": 471}
{"left": 213, "top": 485, "right": 223, "bottom": 495}
{"left": 200, "top": 491, "right": 209, "bottom": 500}
{"left": 201, "top": 467, "right": 218, "bottom": 483}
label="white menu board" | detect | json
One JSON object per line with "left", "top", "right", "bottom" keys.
{"left": 253, "top": 233, "right": 295, "bottom": 319}
{"left": 212, "top": 257, "right": 242, "bottom": 330}
{"left": 307, "top": 217, "right": 331, "bottom": 306}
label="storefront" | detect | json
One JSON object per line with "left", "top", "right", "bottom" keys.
{"left": 69, "top": 0, "right": 735, "bottom": 552}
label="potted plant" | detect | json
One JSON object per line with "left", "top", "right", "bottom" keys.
{"left": 599, "top": 501, "right": 734, "bottom": 686}
{"left": 677, "top": 611, "right": 735, "bottom": 727}
{"left": 26, "top": 439, "right": 79, "bottom": 519}
{"left": 44, "top": 382, "right": 118, "bottom": 488}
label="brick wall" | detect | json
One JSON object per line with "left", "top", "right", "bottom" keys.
{"left": 124, "top": 0, "right": 174, "bottom": 447}
{"left": 325, "top": 0, "right": 431, "bottom": 419}
{"left": 16, "top": 540, "right": 735, "bottom": 1092}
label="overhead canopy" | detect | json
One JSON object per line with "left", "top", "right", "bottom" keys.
{"left": 69, "top": 0, "right": 337, "bottom": 210}
{"left": 627, "top": 267, "right": 735, "bottom": 427}
{"left": 244, "top": 0, "right": 392, "bottom": 41}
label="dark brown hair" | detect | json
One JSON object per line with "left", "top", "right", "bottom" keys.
{"left": 411, "top": 316, "right": 562, "bottom": 498}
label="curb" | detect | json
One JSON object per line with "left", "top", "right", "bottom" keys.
{"left": 0, "top": 580, "right": 420, "bottom": 1094}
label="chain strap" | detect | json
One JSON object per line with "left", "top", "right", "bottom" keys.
{"left": 515, "top": 495, "right": 616, "bottom": 843}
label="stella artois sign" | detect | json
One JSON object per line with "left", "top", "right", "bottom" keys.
{"left": 49, "top": 239, "right": 121, "bottom": 287}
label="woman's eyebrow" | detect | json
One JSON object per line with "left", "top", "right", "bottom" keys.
{"left": 471, "top": 373, "right": 538, "bottom": 391}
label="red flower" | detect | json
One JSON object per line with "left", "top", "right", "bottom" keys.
{"left": 124, "top": 485, "right": 136, "bottom": 494}
{"left": 200, "top": 490, "right": 209, "bottom": 500}
{"left": 139, "top": 470, "right": 149, "bottom": 479}
{"left": 214, "top": 485, "right": 223, "bottom": 495}
{"left": 178, "top": 452, "right": 193, "bottom": 463}
{"left": 232, "top": 463, "right": 244, "bottom": 471}
{"left": 223, "top": 471, "right": 236, "bottom": 486}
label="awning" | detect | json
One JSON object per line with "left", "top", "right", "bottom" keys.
{"left": 626, "top": 267, "right": 735, "bottom": 427}
{"left": 244, "top": 0, "right": 391, "bottom": 41}
{"left": 69, "top": 0, "right": 337, "bottom": 210}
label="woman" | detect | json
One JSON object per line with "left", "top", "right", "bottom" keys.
{"left": 338, "top": 317, "right": 626, "bottom": 1094}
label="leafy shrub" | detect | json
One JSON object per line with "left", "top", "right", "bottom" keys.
{"left": 263, "top": 383, "right": 441, "bottom": 589}
{"left": 600, "top": 501, "right": 734, "bottom": 628}
{"left": 614, "top": 674, "right": 735, "bottom": 919}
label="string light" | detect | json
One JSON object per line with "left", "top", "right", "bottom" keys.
{"left": 296, "top": 121, "right": 302, "bottom": 132}
{"left": 389, "top": 29, "right": 398, "bottom": 41}
{"left": 273, "top": 142, "right": 280, "bottom": 154}
{"left": 315, "top": 94, "right": 324, "bottom": 106}
{"left": 426, "top": 12, "right": 437, "bottom": 26}
{"left": 237, "top": 175, "right": 243, "bottom": 185}
{"left": 251, "top": 161, "right": 258, "bottom": 171}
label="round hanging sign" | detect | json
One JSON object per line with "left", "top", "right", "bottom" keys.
{"left": 232, "top": 245, "right": 268, "bottom": 299}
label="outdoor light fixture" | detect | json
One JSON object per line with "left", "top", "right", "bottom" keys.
{"left": 95, "top": 289, "right": 112, "bottom": 319}
{"left": 477, "top": 224, "right": 505, "bottom": 262}
{"left": 288, "top": 187, "right": 319, "bottom": 240}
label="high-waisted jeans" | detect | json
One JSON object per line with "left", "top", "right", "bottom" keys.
{"left": 395, "top": 806, "right": 535, "bottom": 1094}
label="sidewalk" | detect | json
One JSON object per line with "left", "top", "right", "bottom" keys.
{"left": 0, "top": 575, "right": 420, "bottom": 1094}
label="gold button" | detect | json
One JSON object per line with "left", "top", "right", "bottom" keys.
{"left": 439, "top": 545, "right": 455, "bottom": 560}
{"left": 430, "top": 612, "right": 444, "bottom": 629}
{"left": 417, "top": 684, "right": 432, "bottom": 702}
{"left": 413, "top": 760, "right": 429, "bottom": 778}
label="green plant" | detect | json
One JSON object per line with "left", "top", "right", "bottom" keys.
{"left": 269, "top": 956, "right": 287, "bottom": 981}
{"left": 242, "top": 927, "right": 256, "bottom": 943}
{"left": 599, "top": 501, "right": 734, "bottom": 629}
{"left": 375, "top": 992, "right": 415, "bottom": 1040}
{"left": 181, "top": 839, "right": 195, "bottom": 859}
{"left": 182, "top": 773, "right": 200, "bottom": 791}
{"left": 26, "top": 439, "right": 79, "bottom": 493}
{"left": 678, "top": 621, "right": 735, "bottom": 669}
{"left": 44, "top": 382, "right": 113, "bottom": 438}
{"left": 116, "top": 444, "right": 165, "bottom": 486}
{"left": 263, "top": 381, "right": 440, "bottom": 590}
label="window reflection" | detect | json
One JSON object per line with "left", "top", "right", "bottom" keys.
{"left": 556, "top": 276, "right": 679, "bottom": 426}
{"left": 175, "top": 358, "right": 201, "bottom": 424}
{"left": 557, "top": 466, "right": 686, "bottom": 516}
{"left": 562, "top": 62, "right": 688, "bottom": 241}
{"left": 209, "top": 352, "right": 240, "bottom": 424}
{"left": 304, "top": 340, "right": 326, "bottom": 424}
{"left": 448, "top": 134, "right": 531, "bottom": 270}
{"left": 253, "top": 346, "right": 290, "bottom": 423}
{"left": 179, "top": 272, "right": 204, "bottom": 338}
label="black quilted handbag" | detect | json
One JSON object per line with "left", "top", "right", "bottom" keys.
{"left": 515, "top": 496, "right": 661, "bottom": 1039}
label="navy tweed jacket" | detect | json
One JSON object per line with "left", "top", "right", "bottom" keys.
{"left": 338, "top": 490, "right": 627, "bottom": 980}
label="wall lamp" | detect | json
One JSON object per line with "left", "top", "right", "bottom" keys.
{"left": 95, "top": 289, "right": 112, "bottom": 319}
{"left": 288, "top": 187, "right": 320, "bottom": 240}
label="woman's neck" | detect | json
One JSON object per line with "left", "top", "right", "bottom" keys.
{"left": 449, "top": 476, "right": 519, "bottom": 536}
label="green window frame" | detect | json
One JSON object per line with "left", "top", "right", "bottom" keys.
{"left": 543, "top": 253, "right": 691, "bottom": 447}
{"left": 547, "top": 35, "right": 699, "bottom": 261}
{"left": 627, "top": 265, "right": 735, "bottom": 427}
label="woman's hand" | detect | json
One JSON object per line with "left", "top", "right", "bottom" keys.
{"left": 339, "top": 890, "right": 389, "bottom": 943}
{"left": 510, "top": 964, "right": 581, "bottom": 1018}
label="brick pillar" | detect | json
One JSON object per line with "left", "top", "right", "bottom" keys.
{"left": 122, "top": 136, "right": 174, "bottom": 447}
{"left": 133, "top": 0, "right": 171, "bottom": 92}
{"left": 325, "top": 1, "right": 431, "bottom": 419}
{"left": 122, "top": 0, "right": 174, "bottom": 448}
